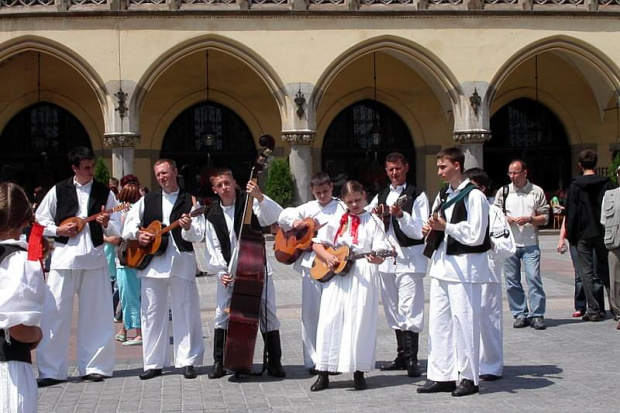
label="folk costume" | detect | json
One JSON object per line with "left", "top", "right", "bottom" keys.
{"left": 204, "top": 190, "right": 284, "bottom": 378}
{"left": 0, "top": 240, "right": 45, "bottom": 413}
{"left": 122, "top": 189, "right": 205, "bottom": 374}
{"left": 277, "top": 198, "right": 346, "bottom": 369}
{"left": 367, "top": 184, "right": 429, "bottom": 376}
{"left": 35, "top": 177, "right": 120, "bottom": 381}
{"left": 424, "top": 179, "right": 491, "bottom": 392}
{"left": 313, "top": 210, "right": 388, "bottom": 374}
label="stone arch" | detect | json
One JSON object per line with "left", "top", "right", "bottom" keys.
{"left": 312, "top": 35, "right": 462, "bottom": 119}
{"left": 133, "top": 34, "right": 287, "bottom": 121}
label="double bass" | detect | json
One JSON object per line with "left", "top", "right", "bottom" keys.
{"left": 224, "top": 134, "right": 275, "bottom": 376}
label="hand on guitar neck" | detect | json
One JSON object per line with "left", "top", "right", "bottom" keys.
{"left": 372, "top": 194, "right": 408, "bottom": 219}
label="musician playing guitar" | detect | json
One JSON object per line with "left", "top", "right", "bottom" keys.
{"left": 35, "top": 146, "right": 121, "bottom": 387}
{"left": 121, "top": 159, "right": 206, "bottom": 381}
{"left": 277, "top": 172, "right": 346, "bottom": 375}
{"left": 366, "top": 152, "right": 429, "bottom": 378}
{"left": 310, "top": 181, "right": 389, "bottom": 392}
{"left": 204, "top": 167, "right": 285, "bottom": 379}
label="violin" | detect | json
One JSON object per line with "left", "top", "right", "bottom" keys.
{"left": 224, "top": 134, "right": 275, "bottom": 376}
{"left": 273, "top": 218, "right": 325, "bottom": 264}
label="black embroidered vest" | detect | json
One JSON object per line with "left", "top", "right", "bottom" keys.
{"left": 377, "top": 184, "right": 424, "bottom": 247}
{"left": 142, "top": 189, "right": 194, "bottom": 253}
{"left": 445, "top": 183, "right": 491, "bottom": 255}
{"left": 54, "top": 178, "right": 109, "bottom": 247}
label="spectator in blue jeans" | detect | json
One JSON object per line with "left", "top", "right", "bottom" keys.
{"left": 494, "top": 160, "right": 549, "bottom": 330}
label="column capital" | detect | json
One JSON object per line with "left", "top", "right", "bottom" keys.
{"left": 453, "top": 130, "right": 492, "bottom": 144}
{"left": 103, "top": 132, "right": 141, "bottom": 148}
{"left": 281, "top": 130, "right": 316, "bottom": 145}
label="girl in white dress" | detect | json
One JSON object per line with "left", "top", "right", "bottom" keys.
{"left": 0, "top": 182, "right": 46, "bottom": 413}
{"left": 311, "top": 180, "right": 388, "bottom": 391}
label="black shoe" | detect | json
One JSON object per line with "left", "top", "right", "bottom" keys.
{"left": 530, "top": 317, "right": 546, "bottom": 330}
{"left": 81, "top": 373, "right": 106, "bottom": 382}
{"left": 310, "top": 372, "right": 329, "bottom": 392}
{"left": 451, "top": 378, "right": 479, "bottom": 397}
{"left": 139, "top": 369, "right": 162, "bottom": 380}
{"left": 582, "top": 313, "right": 601, "bottom": 322}
{"left": 208, "top": 362, "right": 225, "bottom": 379}
{"left": 380, "top": 355, "right": 406, "bottom": 371}
{"left": 417, "top": 380, "right": 456, "bottom": 393}
{"left": 182, "top": 365, "right": 197, "bottom": 379}
{"left": 37, "top": 378, "right": 65, "bottom": 388}
{"left": 513, "top": 317, "right": 530, "bottom": 328}
{"left": 479, "top": 374, "right": 502, "bottom": 381}
{"left": 406, "top": 359, "right": 422, "bottom": 378}
{"left": 353, "top": 371, "right": 367, "bottom": 390}
{"left": 309, "top": 368, "right": 319, "bottom": 375}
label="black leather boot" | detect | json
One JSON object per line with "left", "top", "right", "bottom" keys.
{"left": 310, "top": 372, "right": 329, "bottom": 391}
{"left": 263, "top": 330, "right": 286, "bottom": 378}
{"left": 208, "top": 329, "right": 226, "bottom": 379}
{"left": 353, "top": 371, "right": 367, "bottom": 390}
{"left": 403, "top": 331, "right": 422, "bottom": 377}
{"left": 380, "top": 330, "right": 405, "bottom": 371}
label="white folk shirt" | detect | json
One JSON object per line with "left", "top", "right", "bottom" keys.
{"left": 35, "top": 178, "right": 121, "bottom": 270}
{"left": 429, "top": 179, "right": 491, "bottom": 284}
{"left": 277, "top": 198, "right": 346, "bottom": 271}
{"left": 121, "top": 190, "right": 205, "bottom": 281}
{"left": 493, "top": 181, "right": 549, "bottom": 247}
{"left": 367, "top": 184, "right": 430, "bottom": 275}
{"left": 205, "top": 195, "right": 283, "bottom": 279}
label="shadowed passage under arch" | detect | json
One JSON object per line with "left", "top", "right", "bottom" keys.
{"left": 322, "top": 99, "right": 415, "bottom": 198}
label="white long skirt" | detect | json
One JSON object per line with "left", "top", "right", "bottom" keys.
{"left": 314, "top": 261, "right": 380, "bottom": 373}
{"left": 0, "top": 360, "right": 37, "bottom": 413}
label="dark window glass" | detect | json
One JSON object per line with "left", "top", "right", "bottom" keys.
{"left": 322, "top": 99, "right": 415, "bottom": 198}
{"left": 0, "top": 102, "right": 91, "bottom": 195}
{"left": 161, "top": 101, "right": 256, "bottom": 198}
{"left": 486, "top": 98, "right": 571, "bottom": 194}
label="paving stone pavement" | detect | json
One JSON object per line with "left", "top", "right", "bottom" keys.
{"left": 35, "top": 233, "right": 620, "bottom": 412}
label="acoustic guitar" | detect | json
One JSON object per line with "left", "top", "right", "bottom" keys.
{"left": 371, "top": 194, "right": 408, "bottom": 218}
{"left": 59, "top": 203, "right": 130, "bottom": 234}
{"left": 124, "top": 205, "right": 206, "bottom": 270}
{"left": 310, "top": 245, "right": 397, "bottom": 283}
{"left": 273, "top": 217, "right": 325, "bottom": 265}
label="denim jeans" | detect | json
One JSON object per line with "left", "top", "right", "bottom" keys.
{"left": 504, "top": 245, "right": 546, "bottom": 318}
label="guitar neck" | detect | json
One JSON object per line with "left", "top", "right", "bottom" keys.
{"left": 82, "top": 206, "right": 120, "bottom": 224}
{"left": 152, "top": 206, "right": 206, "bottom": 238}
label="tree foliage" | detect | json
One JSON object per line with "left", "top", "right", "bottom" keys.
{"left": 264, "top": 158, "right": 294, "bottom": 208}
{"left": 608, "top": 152, "right": 620, "bottom": 186}
{"left": 94, "top": 157, "right": 111, "bottom": 185}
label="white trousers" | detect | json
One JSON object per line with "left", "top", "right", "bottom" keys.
{"left": 1, "top": 361, "right": 37, "bottom": 413}
{"left": 141, "top": 277, "right": 204, "bottom": 370}
{"left": 300, "top": 267, "right": 323, "bottom": 368}
{"left": 379, "top": 272, "right": 425, "bottom": 332}
{"left": 479, "top": 283, "right": 503, "bottom": 376}
{"left": 37, "top": 268, "right": 115, "bottom": 379}
{"left": 427, "top": 278, "right": 481, "bottom": 385}
{"left": 214, "top": 273, "right": 280, "bottom": 333}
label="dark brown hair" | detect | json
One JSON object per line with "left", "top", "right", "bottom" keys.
{"left": 341, "top": 180, "right": 366, "bottom": 200}
{"left": 385, "top": 152, "right": 408, "bottom": 165}
{"left": 310, "top": 171, "right": 332, "bottom": 188}
{"left": 117, "top": 183, "right": 141, "bottom": 204}
{"left": 0, "top": 182, "right": 34, "bottom": 233}
{"left": 436, "top": 147, "right": 465, "bottom": 172}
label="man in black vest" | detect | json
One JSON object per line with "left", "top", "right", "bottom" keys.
{"left": 204, "top": 167, "right": 285, "bottom": 379}
{"left": 418, "top": 147, "right": 491, "bottom": 397}
{"left": 35, "top": 146, "right": 121, "bottom": 387}
{"left": 366, "top": 152, "right": 429, "bottom": 378}
{"left": 122, "top": 159, "right": 205, "bottom": 380}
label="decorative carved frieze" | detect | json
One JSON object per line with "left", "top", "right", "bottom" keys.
{"left": 103, "top": 132, "right": 141, "bottom": 147}
{"left": 281, "top": 131, "right": 315, "bottom": 145}
{"left": 452, "top": 130, "right": 492, "bottom": 144}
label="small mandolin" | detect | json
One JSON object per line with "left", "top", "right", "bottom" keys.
{"left": 59, "top": 203, "right": 130, "bottom": 235}
{"left": 124, "top": 205, "right": 206, "bottom": 270}
{"left": 273, "top": 218, "right": 325, "bottom": 265}
{"left": 310, "top": 245, "right": 397, "bottom": 283}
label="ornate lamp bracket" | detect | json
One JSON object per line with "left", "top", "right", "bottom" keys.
{"left": 115, "top": 89, "right": 128, "bottom": 119}
{"left": 470, "top": 88, "right": 481, "bottom": 118}
{"left": 294, "top": 88, "right": 306, "bottom": 119}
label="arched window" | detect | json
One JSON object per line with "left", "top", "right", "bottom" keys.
{"left": 161, "top": 101, "right": 256, "bottom": 197}
{"left": 322, "top": 100, "right": 415, "bottom": 197}
{"left": 0, "top": 102, "right": 91, "bottom": 194}
{"left": 486, "top": 98, "right": 571, "bottom": 194}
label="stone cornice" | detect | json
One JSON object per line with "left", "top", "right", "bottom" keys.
{"left": 103, "top": 132, "right": 141, "bottom": 147}
{"left": 453, "top": 130, "right": 492, "bottom": 144}
{"left": 281, "top": 130, "right": 315, "bottom": 145}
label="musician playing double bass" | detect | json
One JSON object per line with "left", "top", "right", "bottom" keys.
{"left": 277, "top": 172, "right": 346, "bottom": 374}
{"left": 204, "top": 167, "right": 285, "bottom": 379}
{"left": 366, "top": 152, "right": 429, "bottom": 378}
{"left": 122, "top": 159, "right": 206, "bottom": 381}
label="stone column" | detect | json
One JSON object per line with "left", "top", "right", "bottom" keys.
{"left": 453, "top": 130, "right": 492, "bottom": 170}
{"left": 282, "top": 131, "right": 315, "bottom": 205}
{"left": 103, "top": 132, "right": 141, "bottom": 179}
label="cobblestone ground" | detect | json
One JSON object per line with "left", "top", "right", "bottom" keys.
{"left": 35, "top": 234, "right": 620, "bottom": 412}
